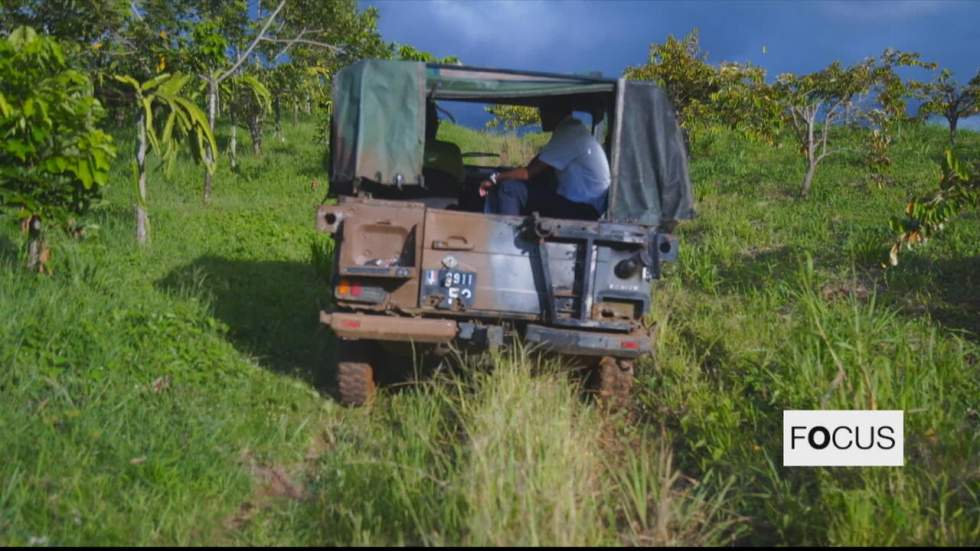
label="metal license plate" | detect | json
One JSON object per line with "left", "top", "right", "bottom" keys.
{"left": 422, "top": 269, "right": 477, "bottom": 309}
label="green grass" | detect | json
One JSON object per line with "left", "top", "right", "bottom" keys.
{"left": 437, "top": 122, "right": 550, "bottom": 166}
{"left": 0, "top": 118, "right": 977, "bottom": 545}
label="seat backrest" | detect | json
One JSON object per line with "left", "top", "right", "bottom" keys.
{"left": 424, "top": 140, "right": 465, "bottom": 185}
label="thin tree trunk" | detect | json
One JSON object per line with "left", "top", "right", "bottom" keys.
{"left": 26, "top": 215, "right": 44, "bottom": 272}
{"left": 135, "top": 110, "right": 150, "bottom": 244}
{"left": 249, "top": 113, "right": 263, "bottom": 155}
{"left": 801, "top": 160, "right": 817, "bottom": 198}
{"left": 230, "top": 121, "right": 238, "bottom": 169}
{"left": 274, "top": 95, "right": 284, "bottom": 143}
{"left": 948, "top": 115, "right": 958, "bottom": 147}
{"left": 203, "top": 77, "right": 217, "bottom": 203}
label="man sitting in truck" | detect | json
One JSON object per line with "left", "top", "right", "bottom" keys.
{"left": 480, "top": 104, "right": 610, "bottom": 220}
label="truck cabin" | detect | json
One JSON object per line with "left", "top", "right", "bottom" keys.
{"left": 329, "top": 60, "right": 694, "bottom": 230}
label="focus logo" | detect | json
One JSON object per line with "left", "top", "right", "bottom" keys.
{"left": 783, "top": 410, "right": 904, "bottom": 467}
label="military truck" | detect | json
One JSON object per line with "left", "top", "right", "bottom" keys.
{"left": 316, "top": 60, "right": 694, "bottom": 406}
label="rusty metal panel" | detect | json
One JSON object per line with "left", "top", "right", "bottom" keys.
{"left": 318, "top": 197, "right": 426, "bottom": 309}
{"left": 419, "top": 209, "right": 579, "bottom": 317}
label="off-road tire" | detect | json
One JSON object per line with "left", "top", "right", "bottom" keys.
{"left": 337, "top": 340, "right": 376, "bottom": 406}
{"left": 597, "top": 356, "right": 634, "bottom": 409}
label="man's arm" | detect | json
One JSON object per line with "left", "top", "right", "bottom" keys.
{"left": 479, "top": 156, "right": 552, "bottom": 197}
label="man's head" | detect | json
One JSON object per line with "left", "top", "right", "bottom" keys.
{"left": 539, "top": 104, "right": 573, "bottom": 132}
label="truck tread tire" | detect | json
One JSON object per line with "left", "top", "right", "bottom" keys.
{"left": 337, "top": 340, "right": 376, "bottom": 406}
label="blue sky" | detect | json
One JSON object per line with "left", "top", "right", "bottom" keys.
{"left": 361, "top": 0, "right": 979, "bottom": 127}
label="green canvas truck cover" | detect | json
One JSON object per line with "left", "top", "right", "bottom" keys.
{"left": 330, "top": 60, "right": 694, "bottom": 229}
{"left": 607, "top": 80, "right": 695, "bottom": 227}
{"left": 330, "top": 60, "right": 615, "bottom": 187}
{"left": 331, "top": 60, "right": 427, "bottom": 187}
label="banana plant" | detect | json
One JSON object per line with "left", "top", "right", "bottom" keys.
{"left": 114, "top": 72, "right": 217, "bottom": 245}
{"left": 222, "top": 72, "right": 272, "bottom": 167}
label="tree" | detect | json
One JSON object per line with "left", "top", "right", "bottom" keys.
{"left": 190, "top": 1, "right": 278, "bottom": 202}
{"left": 625, "top": 29, "right": 781, "bottom": 152}
{"left": 624, "top": 29, "right": 716, "bottom": 129}
{"left": 114, "top": 73, "right": 216, "bottom": 245}
{"left": 0, "top": 27, "right": 116, "bottom": 271}
{"left": 772, "top": 50, "right": 930, "bottom": 197}
{"left": 708, "top": 61, "right": 783, "bottom": 145}
{"left": 914, "top": 68, "right": 980, "bottom": 147}
{"left": 863, "top": 49, "right": 935, "bottom": 188}
{"left": 773, "top": 62, "right": 872, "bottom": 197}
{"left": 485, "top": 105, "right": 540, "bottom": 131}
{"left": 224, "top": 71, "right": 272, "bottom": 161}
{"left": 189, "top": 0, "right": 389, "bottom": 195}
{"left": 888, "top": 150, "right": 978, "bottom": 265}
{"left": 396, "top": 43, "right": 459, "bottom": 64}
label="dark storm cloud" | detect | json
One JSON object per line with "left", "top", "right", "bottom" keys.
{"left": 364, "top": 0, "right": 976, "bottom": 76}
{"left": 363, "top": 0, "right": 979, "bottom": 126}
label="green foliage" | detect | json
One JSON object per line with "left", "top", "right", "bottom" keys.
{"left": 770, "top": 50, "right": 931, "bottom": 196}
{"left": 484, "top": 104, "right": 541, "bottom": 131}
{"left": 624, "top": 29, "right": 780, "bottom": 146}
{"left": 395, "top": 43, "right": 460, "bottom": 64}
{"left": 913, "top": 68, "right": 980, "bottom": 145}
{"left": 0, "top": 27, "right": 116, "bottom": 225}
{"left": 0, "top": 0, "right": 130, "bottom": 79}
{"left": 860, "top": 51, "right": 934, "bottom": 188}
{"left": 0, "top": 116, "right": 978, "bottom": 546}
{"left": 223, "top": 72, "right": 273, "bottom": 129}
{"left": 710, "top": 62, "right": 783, "bottom": 144}
{"left": 114, "top": 72, "right": 218, "bottom": 172}
{"left": 864, "top": 110, "right": 894, "bottom": 187}
{"left": 437, "top": 121, "right": 549, "bottom": 166}
{"left": 624, "top": 29, "right": 716, "bottom": 127}
{"left": 189, "top": 20, "right": 231, "bottom": 71}
{"left": 888, "top": 150, "right": 978, "bottom": 265}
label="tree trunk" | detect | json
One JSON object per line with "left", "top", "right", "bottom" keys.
{"left": 26, "top": 215, "right": 45, "bottom": 272}
{"left": 249, "top": 113, "right": 263, "bottom": 155}
{"left": 274, "top": 95, "right": 284, "bottom": 143}
{"left": 203, "top": 77, "right": 217, "bottom": 203}
{"left": 114, "top": 107, "right": 127, "bottom": 128}
{"left": 135, "top": 110, "right": 150, "bottom": 245}
{"left": 801, "top": 160, "right": 817, "bottom": 198}
{"left": 948, "top": 115, "right": 958, "bottom": 147}
{"left": 230, "top": 120, "right": 238, "bottom": 170}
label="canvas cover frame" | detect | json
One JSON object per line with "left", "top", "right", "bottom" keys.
{"left": 329, "top": 59, "right": 694, "bottom": 226}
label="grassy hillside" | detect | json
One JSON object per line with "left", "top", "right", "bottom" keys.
{"left": 0, "top": 120, "right": 977, "bottom": 545}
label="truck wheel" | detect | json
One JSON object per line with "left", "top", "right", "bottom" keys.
{"left": 337, "top": 340, "right": 376, "bottom": 406}
{"left": 597, "top": 356, "right": 634, "bottom": 409}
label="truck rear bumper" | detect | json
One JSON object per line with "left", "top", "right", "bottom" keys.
{"left": 320, "top": 311, "right": 653, "bottom": 358}
{"left": 524, "top": 324, "right": 652, "bottom": 358}
{"left": 319, "top": 311, "right": 458, "bottom": 343}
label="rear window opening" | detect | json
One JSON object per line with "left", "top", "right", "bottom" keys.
{"left": 428, "top": 101, "right": 601, "bottom": 169}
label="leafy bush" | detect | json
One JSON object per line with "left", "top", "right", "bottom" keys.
{"left": 889, "top": 150, "right": 978, "bottom": 265}
{"left": 0, "top": 27, "right": 115, "bottom": 231}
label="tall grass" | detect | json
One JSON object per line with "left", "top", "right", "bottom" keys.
{"left": 0, "top": 117, "right": 977, "bottom": 545}
{"left": 288, "top": 345, "right": 740, "bottom": 546}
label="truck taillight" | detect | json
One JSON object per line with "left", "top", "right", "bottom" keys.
{"left": 336, "top": 279, "right": 384, "bottom": 303}
{"left": 337, "top": 279, "right": 363, "bottom": 297}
